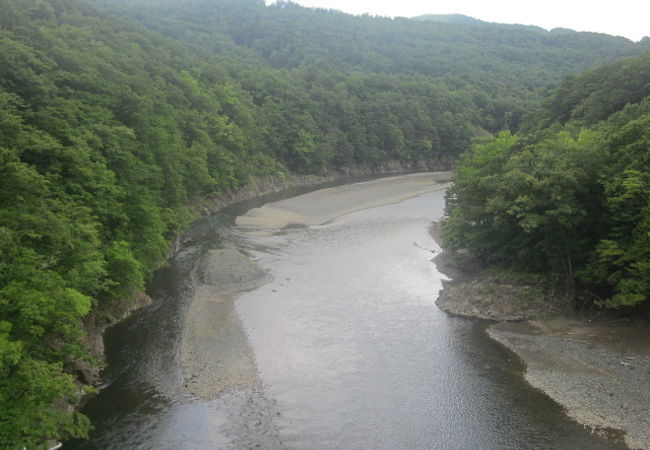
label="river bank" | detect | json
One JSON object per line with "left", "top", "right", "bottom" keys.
{"left": 180, "top": 172, "right": 451, "bottom": 400}
{"left": 175, "top": 173, "right": 452, "bottom": 446}
{"left": 489, "top": 319, "right": 650, "bottom": 450}
{"left": 181, "top": 247, "right": 270, "bottom": 399}
{"left": 72, "top": 174, "right": 628, "bottom": 449}
{"left": 432, "top": 222, "right": 650, "bottom": 449}
{"left": 78, "top": 162, "right": 450, "bottom": 385}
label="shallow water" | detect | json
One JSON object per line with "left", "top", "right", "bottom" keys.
{"left": 69, "top": 179, "right": 625, "bottom": 449}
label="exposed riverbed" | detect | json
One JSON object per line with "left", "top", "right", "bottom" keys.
{"left": 69, "top": 173, "right": 626, "bottom": 449}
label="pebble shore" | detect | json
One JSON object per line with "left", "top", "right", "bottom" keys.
{"left": 431, "top": 222, "right": 650, "bottom": 450}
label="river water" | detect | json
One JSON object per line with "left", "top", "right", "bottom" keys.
{"left": 69, "top": 176, "right": 624, "bottom": 449}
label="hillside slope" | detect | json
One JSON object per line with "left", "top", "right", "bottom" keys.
{"left": 0, "top": 0, "right": 645, "bottom": 446}
{"left": 444, "top": 51, "right": 650, "bottom": 311}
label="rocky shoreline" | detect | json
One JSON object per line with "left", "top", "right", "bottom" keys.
{"left": 180, "top": 246, "right": 285, "bottom": 448}
{"left": 180, "top": 247, "right": 270, "bottom": 399}
{"left": 431, "top": 221, "right": 650, "bottom": 450}
{"left": 489, "top": 319, "right": 650, "bottom": 450}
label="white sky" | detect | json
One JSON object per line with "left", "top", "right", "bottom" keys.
{"left": 281, "top": 0, "right": 649, "bottom": 42}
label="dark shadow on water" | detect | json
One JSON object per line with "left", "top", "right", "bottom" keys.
{"left": 449, "top": 317, "right": 627, "bottom": 449}
{"left": 67, "top": 174, "right": 395, "bottom": 448}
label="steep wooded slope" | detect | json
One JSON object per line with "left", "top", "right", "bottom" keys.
{"left": 444, "top": 51, "right": 650, "bottom": 311}
{"left": 0, "top": 0, "right": 645, "bottom": 446}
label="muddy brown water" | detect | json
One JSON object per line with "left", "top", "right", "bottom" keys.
{"left": 68, "top": 177, "right": 626, "bottom": 449}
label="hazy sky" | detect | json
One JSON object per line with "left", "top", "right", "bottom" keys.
{"left": 281, "top": 0, "right": 649, "bottom": 42}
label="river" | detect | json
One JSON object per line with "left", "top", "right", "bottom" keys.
{"left": 69, "top": 174, "right": 625, "bottom": 449}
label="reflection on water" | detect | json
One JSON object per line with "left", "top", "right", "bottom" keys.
{"left": 236, "top": 190, "right": 624, "bottom": 449}
{"left": 69, "top": 183, "right": 624, "bottom": 449}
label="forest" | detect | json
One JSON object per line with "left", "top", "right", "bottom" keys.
{"left": 0, "top": 0, "right": 647, "bottom": 446}
{"left": 443, "top": 50, "right": 650, "bottom": 310}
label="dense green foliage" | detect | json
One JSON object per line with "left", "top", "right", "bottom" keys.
{"left": 0, "top": 0, "right": 645, "bottom": 446}
{"left": 95, "top": 0, "right": 644, "bottom": 134}
{"left": 444, "top": 51, "right": 650, "bottom": 310}
{"left": 413, "top": 13, "right": 548, "bottom": 33}
{"left": 525, "top": 50, "right": 650, "bottom": 128}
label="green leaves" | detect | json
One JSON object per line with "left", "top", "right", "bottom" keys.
{"left": 0, "top": 321, "right": 23, "bottom": 370}
{"left": 0, "top": 225, "right": 94, "bottom": 445}
{"left": 103, "top": 241, "right": 144, "bottom": 300}
{"left": 443, "top": 132, "right": 518, "bottom": 261}
{"left": 584, "top": 170, "right": 650, "bottom": 308}
{"left": 445, "top": 66, "right": 650, "bottom": 310}
{"left": 531, "top": 51, "right": 650, "bottom": 128}
{"left": 0, "top": 0, "right": 646, "bottom": 444}
{"left": 0, "top": 357, "right": 91, "bottom": 448}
